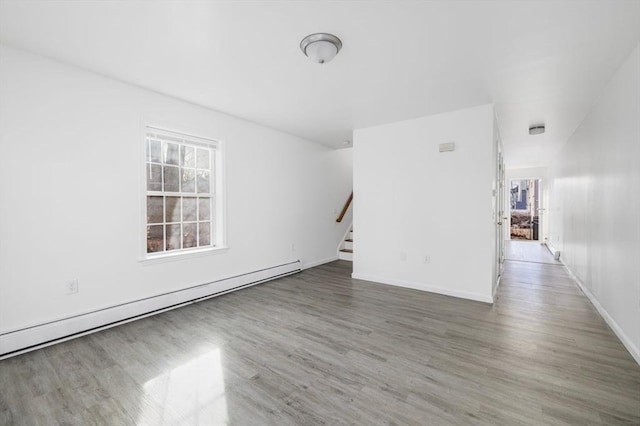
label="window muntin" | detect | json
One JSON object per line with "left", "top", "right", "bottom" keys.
{"left": 145, "top": 128, "right": 220, "bottom": 256}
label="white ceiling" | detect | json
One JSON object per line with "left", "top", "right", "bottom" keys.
{"left": 1, "top": 1, "right": 638, "bottom": 168}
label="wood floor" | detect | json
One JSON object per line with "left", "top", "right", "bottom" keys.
{"left": 1, "top": 259, "right": 639, "bottom": 425}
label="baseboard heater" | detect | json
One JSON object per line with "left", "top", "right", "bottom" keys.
{"left": 0, "top": 260, "right": 301, "bottom": 359}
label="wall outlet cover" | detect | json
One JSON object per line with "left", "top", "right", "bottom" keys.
{"left": 65, "top": 279, "right": 79, "bottom": 295}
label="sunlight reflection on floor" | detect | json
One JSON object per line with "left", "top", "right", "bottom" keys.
{"left": 137, "top": 349, "right": 228, "bottom": 425}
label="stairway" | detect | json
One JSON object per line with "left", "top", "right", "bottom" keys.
{"left": 338, "top": 228, "right": 353, "bottom": 261}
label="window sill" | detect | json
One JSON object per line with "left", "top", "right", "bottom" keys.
{"left": 140, "top": 246, "right": 229, "bottom": 265}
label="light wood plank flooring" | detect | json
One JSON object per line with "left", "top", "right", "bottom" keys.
{"left": 1, "top": 260, "right": 639, "bottom": 425}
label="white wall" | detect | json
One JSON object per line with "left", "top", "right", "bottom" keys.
{"left": 353, "top": 104, "right": 496, "bottom": 303}
{"left": 0, "top": 45, "right": 353, "bottom": 333}
{"left": 548, "top": 44, "right": 640, "bottom": 362}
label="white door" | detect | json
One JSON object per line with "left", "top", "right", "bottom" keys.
{"left": 495, "top": 151, "right": 506, "bottom": 289}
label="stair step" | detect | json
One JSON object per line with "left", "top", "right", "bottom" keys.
{"left": 340, "top": 249, "right": 353, "bottom": 253}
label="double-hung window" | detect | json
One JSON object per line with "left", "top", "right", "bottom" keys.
{"left": 145, "top": 127, "right": 223, "bottom": 257}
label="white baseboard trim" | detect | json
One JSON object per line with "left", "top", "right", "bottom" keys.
{"left": 544, "top": 241, "right": 561, "bottom": 260}
{"left": 493, "top": 274, "right": 502, "bottom": 300}
{"left": 351, "top": 273, "right": 493, "bottom": 304}
{"left": 0, "top": 261, "right": 301, "bottom": 359}
{"left": 562, "top": 264, "right": 640, "bottom": 366}
{"left": 302, "top": 256, "right": 338, "bottom": 270}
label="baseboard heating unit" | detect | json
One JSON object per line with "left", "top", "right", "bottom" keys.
{"left": 0, "top": 260, "right": 301, "bottom": 359}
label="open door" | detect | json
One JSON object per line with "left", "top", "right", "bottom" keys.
{"left": 509, "top": 179, "right": 541, "bottom": 241}
{"left": 494, "top": 147, "right": 506, "bottom": 293}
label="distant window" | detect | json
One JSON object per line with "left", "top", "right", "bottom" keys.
{"left": 145, "top": 127, "right": 223, "bottom": 257}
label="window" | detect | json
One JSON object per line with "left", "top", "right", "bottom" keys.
{"left": 145, "top": 127, "right": 223, "bottom": 257}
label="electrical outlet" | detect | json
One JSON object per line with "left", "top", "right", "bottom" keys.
{"left": 424, "top": 255, "right": 431, "bottom": 264}
{"left": 399, "top": 251, "right": 407, "bottom": 261}
{"left": 65, "top": 279, "right": 79, "bottom": 295}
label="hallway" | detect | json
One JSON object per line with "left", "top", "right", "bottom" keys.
{"left": 1, "top": 259, "right": 639, "bottom": 425}
{"left": 505, "top": 240, "right": 561, "bottom": 265}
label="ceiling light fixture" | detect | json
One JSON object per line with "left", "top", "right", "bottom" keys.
{"left": 529, "top": 125, "right": 545, "bottom": 135}
{"left": 300, "top": 33, "right": 342, "bottom": 64}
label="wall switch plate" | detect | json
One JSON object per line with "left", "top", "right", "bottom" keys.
{"left": 65, "top": 279, "right": 79, "bottom": 295}
{"left": 399, "top": 251, "right": 407, "bottom": 261}
{"left": 424, "top": 255, "right": 431, "bottom": 264}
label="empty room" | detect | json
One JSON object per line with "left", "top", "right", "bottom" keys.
{"left": 0, "top": 1, "right": 639, "bottom": 425}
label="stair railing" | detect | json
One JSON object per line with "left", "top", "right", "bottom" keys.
{"left": 336, "top": 191, "right": 353, "bottom": 223}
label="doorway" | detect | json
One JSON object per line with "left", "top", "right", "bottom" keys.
{"left": 509, "top": 179, "right": 541, "bottom": 241}
{"left": 493, "top": 145, "right": 506, "bottom": 293}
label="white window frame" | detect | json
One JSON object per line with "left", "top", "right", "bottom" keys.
{"left": 142, "top": 126, "right": 226, "bottom": 261}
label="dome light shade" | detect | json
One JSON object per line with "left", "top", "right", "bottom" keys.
{"left": 305, "top": 40, "right": 338, "bottom": 64}
{"left": 300, "top": 33, "right": 342, "bottom": 64}
{"left": 529, "top": 125, "right": 545, "bottom": 135}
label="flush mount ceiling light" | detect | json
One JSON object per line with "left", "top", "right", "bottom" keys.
{"left": 529, "top": 125, "right": 545, "bottom": 135}
{"left": 300, "top": 33, "right": 342, "bottom": 64}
